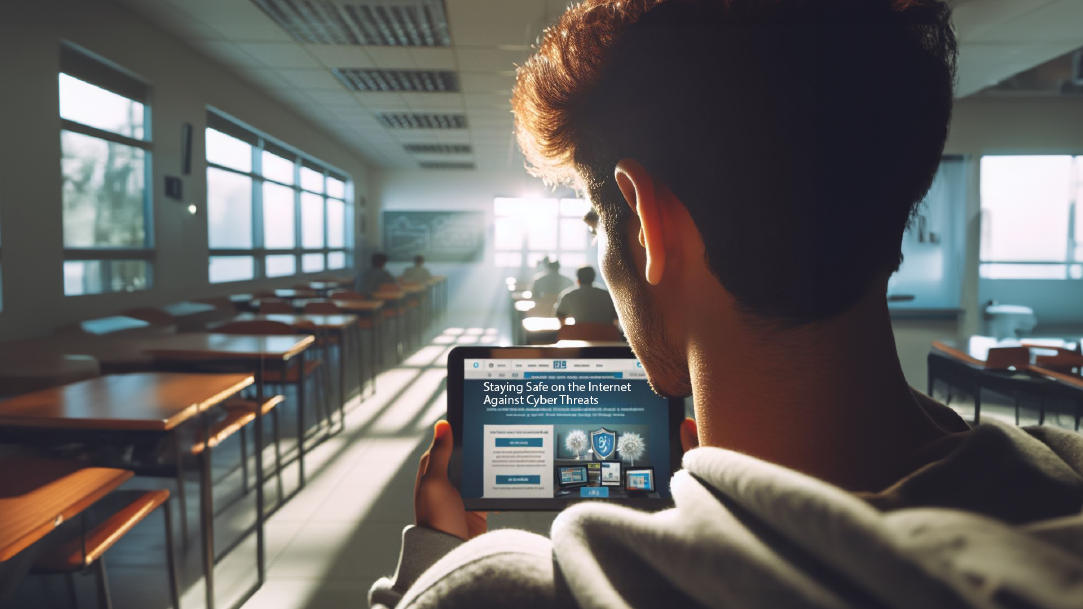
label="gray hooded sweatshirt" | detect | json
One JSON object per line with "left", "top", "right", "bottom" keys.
{"left": 370, "top": 418, "right": 1083, "bottom": 609}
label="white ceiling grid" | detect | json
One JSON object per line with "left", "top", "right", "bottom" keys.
{"left": 114, "top": 0, "right": 1083, "bottom": 171}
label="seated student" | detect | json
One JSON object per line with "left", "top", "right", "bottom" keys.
{"left": 530, "top": 256, "right": 552, "bottom": 284}
{"left": 402, "top": 255, "right": 432, "bottom": 283}
{"left": 554, "top": 266, "right": 618, "bottom": 324}
{"left": 362, "top": 252, "right": 398, "bottom": 295}
{"left": 529, "top": 260, "right": 573, "bottom": 299}
{"left": 371, "top": 1, "right": 1083, "bottom": 608}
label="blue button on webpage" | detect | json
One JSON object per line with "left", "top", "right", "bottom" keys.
{"left": 494, "top": 438, "right": 543, "bottom": 447}
{"left": 495, "top": 475, "right": 541, "bottom": 485}
{"left": 580, "top": 487, "right": 609, "bottom": 498}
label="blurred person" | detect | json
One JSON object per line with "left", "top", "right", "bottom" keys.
{"left": 362, "top": 252, "right": 398, "bottom": 295}
{"left": 529, "top": 259, "right": 574, "bottom": 298}
{"left": 403, "top": 255, "right": 433, "bottom": 283}
{"left": 371, "top": 2, "right": 1083, "bottom": 608}
{"left": 555, "top": 265, "right": 618, "bottom": 324}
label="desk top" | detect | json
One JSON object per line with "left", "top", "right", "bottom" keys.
{"left": 373, "top": 289, "right": 405, "bottom": 301}
{"left": 143, "top": 333, "right": 314, "bottom": 362}
{"left": 514, "top": 300, "right": 536, "bottom": 313}
{"left": 58, "top": 316, "right": 151, "bottom": 336}
{"left": 0, "top": 352, "right": 100, "bottom": 381}
{"left": 304, "top": 282, "right": 339, "bottom": 291}
{"left": 933, "top": 336, "right": 1073, "bottom": 369}
{"left": 273, "top": 289, "right": 318, "bottom": 299}
{"left": 329, "top": 299, "right": 384, "bottom": 313}
{"left": 227, "top": 313, "right": 357, "bottom": 330}
{"left": 161, "top": 301, "right": 217, "bottom": 318}
{"left": 0, "top": 372, "right": 253, "bottom": 431}
{"left": 0, "top": 459, "right": 132, "bottom": 562}
{"left": 522, "top": 317, "right": 562, "bottom": 333}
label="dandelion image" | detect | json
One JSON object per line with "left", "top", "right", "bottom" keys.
{"left": 617, "top": 432, "right": 645, "bottom": 466}
{"left": 565, "top": 429, "right": 588, "bottom": 460}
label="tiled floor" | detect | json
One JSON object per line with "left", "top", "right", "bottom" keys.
{"left": 238, "top": 317, "right": 555, "bottom": 609}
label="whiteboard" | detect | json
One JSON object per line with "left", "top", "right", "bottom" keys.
{"left": 382, "top": 210, "right": 486, "bottom": 262}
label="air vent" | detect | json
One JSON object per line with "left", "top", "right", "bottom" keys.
{"left": 332, "top": 68, "right": 458, "bottom": 92}
{"left": 403, "top": 143, "right": 472, "bottom": 154}
{"left": 251, "top": 0, "right": 451, "bottom": 46}
{"left": 377, "top": 113, "right": 466, "bottom": 129}
{"left": 419, "top": 161, "right": 475, "bottom": 170}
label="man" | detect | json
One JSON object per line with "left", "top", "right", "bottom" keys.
{"left": 529, "top": 259, "right": 573, "bottom": 299}
{"left": 402, "top": 255, "right": 432, "bottom": 284}
{"left": 371, "top": 1, "right": 1083, "bottom": 608}
{"left": 555, "top": 265, "right": 618, "bottom": 324}
{"left": 362, "top": 252, "right": 397, "bottom": 295}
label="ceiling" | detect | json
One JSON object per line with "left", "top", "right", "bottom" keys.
{"left": 113, "top": 0, "right": 1083, "bottom": 173}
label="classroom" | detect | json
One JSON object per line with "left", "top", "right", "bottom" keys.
{"left": 1, "top": 1, "right": 1081, "bottom": 608}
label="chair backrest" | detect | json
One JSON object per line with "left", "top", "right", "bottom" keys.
{"left": 557, "top": 322, "right": 625, "bottom": 342}
{"left": 259, "top": 299, "right": 294, "bottom": 314}
{"left": 214, "top": 320, "right": 296, "bottom": 336}
{"left": 122, "top": 307, "right": 176, "bottom": 327}
{"left": 330, "top": 290, "right": 367, "bottom": 301}
{"left": 304, "top": 301, "right": 341, "bottom": 315}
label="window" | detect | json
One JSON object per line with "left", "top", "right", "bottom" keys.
{"left": 205, "top": 112, "right": 353, "bottom": 283}
{"left": 494, "top": 197, "right": 593, "bottom": 270}
{"left": 980, "top": 156, "right": 1083, "bottom": 280}
{"left": 59, "top": 47, "right": 153, "bottom": 296}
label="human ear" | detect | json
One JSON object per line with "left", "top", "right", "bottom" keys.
{"left": 614, "top": 159, "right": 666, "bottom": 285}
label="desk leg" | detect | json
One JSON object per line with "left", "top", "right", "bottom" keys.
{"left": 297, "top": 356, "right": 307, "bottom": 488}
{"left": 254, "top": 365, "right": 266, "bottom": 586}
{"left": 172, "top": 436, "right": 189, "bottom": 551}
{"left": 338, "top": 328, "right": 347, "bottom": 429}
{"left": 199, "top": 410, "right": 215, "bottom": 609}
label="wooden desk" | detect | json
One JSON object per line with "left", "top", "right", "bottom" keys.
{"left": 303, "top": 282, "right": 339, "bottom": 296}
{"left": 0, "top": 459, "right": 132, "bottom": 562}
{"left": 0, "top": 352, "right": 101, "bottom": 397}
{"left": 54, "top": 315, "right": 161, "bottom": 337}
{"left": 273, "top": 289, "right": 317, "bottom": 301}
{"left": 160, "top": 301, "right": 229, "bottom": 332}
{"left": 0, "top": 372, "right": 253, "bottom": 431}
{"left": 522, "top": 317, "right": 562, "bottom": 345}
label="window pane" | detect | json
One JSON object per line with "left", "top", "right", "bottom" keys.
{"left": 209, "top": 256, "right": 254, "bottom": 283}
{"left": 560, "top": 198, "right": 590, "bottom": 217}
{"left": 560, "top": 218, "right": 588, "bottom": 251}
{"left": 494, "top": 217, "right": 524, "bottom": 250}
{"left": 207, "top": 168, "right": 253, "bottom": 249}
{"left": 302, "top": 253, "right": 325, "bottom": 273}
{"left": 301, "top": 193, "right": 325, "bottom": 248}
{"left": 206, "top": 128, "right": 252, "bottom": 172}
{"left": 978, "top": 263, "right": 1067, "bottom": 280}
{"left": 300, "top": 167, "right": 324, "bottom": 193}
{"left": 262, "top": 151, "right": 294, "bottom": 185}
{"left": 327, "top": 199, "right": 345, "bottom": 248}
{"left": 64, "top": 260, "right": 150, "bottom": 295}
{"left": 1076, "top": 156, "right": 1083, "bottom": 261}
{"left": 263, "top": 182, "right": 295, "bottom": 249}
{"left": 328, "top": 251, "right": 346, "bottom": 269}
{"left": 59, "top": 74, "right": 144, "bottom": 139}
{"left": 61, "top": 131, "right": 146, "bottom": 248}
{"left": 980, "top": 156, "right": 1072, "bottom": 262}
{"left": 527, "top": 252, "right": 555, "bottom": 269}
{"left": 559, "top": 252, "right": 587, "bottom": 270}
{"left": 266, "top": 254, "right": 296, "bottom": 277}
{"left": 526, "top": 215, "right": 557, "bottom": 250}
{"left": 327, "top": 177, "right": 345, "bottom": 199}
{"left": 495, "top": 252, "right": 523, "bottom": 268}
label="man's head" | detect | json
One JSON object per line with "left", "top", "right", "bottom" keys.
{"left": 513, "top": 0, "right": 955, "bottom": 396}
{"left": 414, "top": 255, "right": 425, "bottom": 266}
{"left": 549, "top": 260, "right": 561, "bottom": 272}
{"left": 577, "top": 266, "right": 597, "bottom": 285}
{"left": 372, "top": 252, "right": 388, "bottom": 269}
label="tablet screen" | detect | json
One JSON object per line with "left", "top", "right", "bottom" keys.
{"left": 458, "top": 355, "right": 672, "bottom": 504}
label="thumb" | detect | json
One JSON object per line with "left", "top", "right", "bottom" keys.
{"left": 680, "top": 418, "right": 699, "bottom": 454}
{"left": 423, "top": 420, "right": 454, "bottom": 480}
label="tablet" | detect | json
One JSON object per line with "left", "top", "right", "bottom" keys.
{"left": 447, "top": 346, "right": 684, "bottom": 511}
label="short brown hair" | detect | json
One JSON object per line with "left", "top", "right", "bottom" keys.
{"left": 512, "top": 0, "right": 956, "bottom": 323}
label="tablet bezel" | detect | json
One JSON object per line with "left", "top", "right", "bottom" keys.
{"left": 447, "top": 345, "right": 684, "bottom": 511}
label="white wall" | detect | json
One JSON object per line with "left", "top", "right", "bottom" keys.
{"left": 0, "top": 0, "right": 375, "bottom": 341}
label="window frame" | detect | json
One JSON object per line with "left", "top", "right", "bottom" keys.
{"left": 59, "top": 45, "right": 155, "bottom": 297}
{"left": 492, "top": 197, "right": 594, "bottom": 270}
{"left": 978, "top": 154, "right": 1083, "bottom": 280}
{"left": 205, "top": 111, "right": 353, "bottom": 283}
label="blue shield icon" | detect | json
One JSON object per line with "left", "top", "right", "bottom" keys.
{"left": 590, "top": 428, "right": 616, "bottom": 460}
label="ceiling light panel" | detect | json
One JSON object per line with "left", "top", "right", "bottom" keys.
{"left": 377, "top": 112, "right": 466, "bottom": 129}
{"left": 332, "top": 68, "right": 458, "bottom": 92}
{"left": 251, "top": 0, "right": 451, "bottom": 46}
{"left": 419, "top": 161, "right": 475, "bottom": 169}
{"left": 403, "top": 143, "right": 472, "bottom": 154}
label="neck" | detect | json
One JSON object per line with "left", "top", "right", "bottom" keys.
{"left": 687, "top": 285, "right": 949, "bottom": 491}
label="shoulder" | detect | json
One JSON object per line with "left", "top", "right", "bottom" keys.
{"left": 395, "top": 530, "right": 571, "bottom": 609}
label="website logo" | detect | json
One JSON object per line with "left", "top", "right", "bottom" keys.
{"left": 553, "top": 360, "right": 567, "bottom": 369}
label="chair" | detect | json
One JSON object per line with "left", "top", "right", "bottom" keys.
{"left": 214, "top": 320, "right": 330, "bottom": 476}
{"left": 33, "top": 490, "right": 179, "bottom": 609}
{"left": 258, "top": 298, "right": 295, "bottom": 314}
{"left": 306, "top": 301, "right": 377, "bottom": 397}
{"left": 329, "top": 289, "right": 367, "bottom": 301}
{"left": 557, "top": 322, "right": 625, "bottom": 342}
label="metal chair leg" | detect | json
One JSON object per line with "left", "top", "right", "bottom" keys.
{"left": 94, "top": 558, "right": 113, "bottom": 609}
{"left": 239, "top": 425, "right": 249, "bottom": 494}
{"left": 66, "top": 572, "right": 80, "bottom": 609}
{"left": 172, "top": 436, "right": 189, "bottom": 550}
{"left": 162, "top": 498, "right": 181, "bottom": 609}
{"left": 272, "top": 403, "right": 284, "bottom": 502}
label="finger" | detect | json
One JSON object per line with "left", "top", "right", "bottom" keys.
{"left": 680, "top": 417, "right": 699, "bottom": 453}
{"left": 414, "top": 450, "right": 430, "bottom": 495}
{"left": 422, "top": 421, "right": 454, "bottom": 481}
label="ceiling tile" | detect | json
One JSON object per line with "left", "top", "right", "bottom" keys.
{"left": 306, "top": 46, "right": 377, "bottom": 69}
{"left": 410, "top": 48, "right": 457, "bottom": 70}
{"left": 242, "top": 68, "right": 294, "bottom": 89}
{"left": 364, "top": 47, "right": 417, "bottom": 69}
{"left": 400, "top": 92, "right": 466, "bottom": 110}
{"left": 446, "top": 0, "right": 546, "bottom": 47}
{"left": 463, "top": 92, "right": 513, "bottom": 108}
{"left": 460, "top": 72, "right": 515, "bottom": 92}
{"left": 456, "top": 48, "right": 528, "bottom": 72}
{"left": 235, "top": 43, "right": 321, "bottom": 69}
{"left": 208, "top": 23, "right": 295, "bottom": 43}
{"left": 275, "top": 68, "right": 345, "bottom": 90}
{"left": 969, "top": 0, "right": 1083, "bottom": 43}
{"left": 188, "top": 40, "right": 263, "bottom": 69}
{"left": 307, "top": 90, "right": 363, "bottom": 107}
{"left": 353, "top": 91, "right": 409, "bottom": 108}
